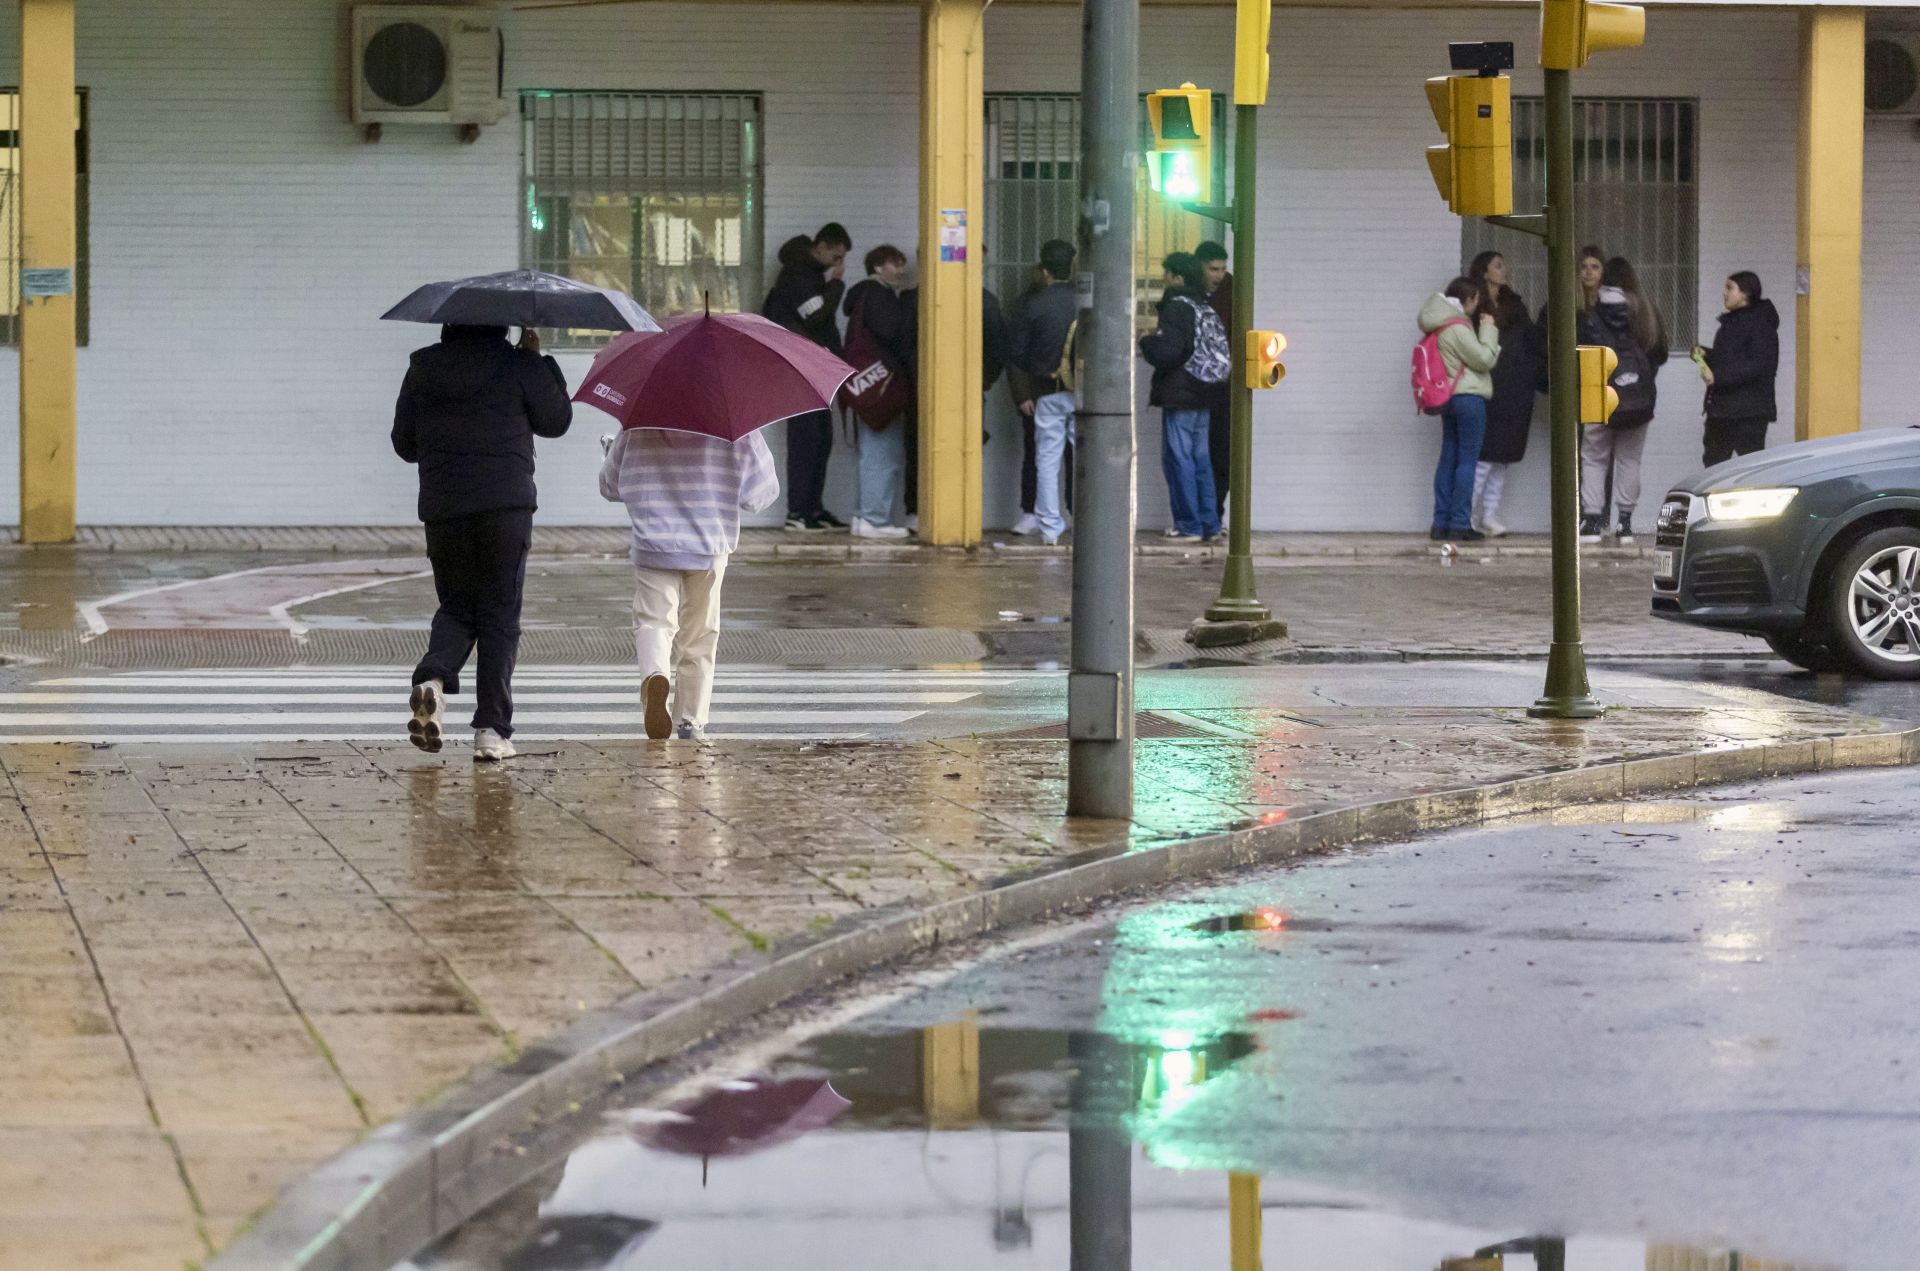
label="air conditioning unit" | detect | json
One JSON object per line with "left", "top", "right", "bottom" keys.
{"left": 1866, "top": 34, "right": 1920, "bottom": 116}
{"left": 351, "top": 6, "right": 506, "bottom": 128}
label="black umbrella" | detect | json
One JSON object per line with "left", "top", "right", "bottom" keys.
{"left": 381, "top": 269, "right": 660, "bottom": 333}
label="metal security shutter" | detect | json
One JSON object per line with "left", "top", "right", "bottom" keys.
{"left": 522, "top": 91, "right": 762, "bottom": 347}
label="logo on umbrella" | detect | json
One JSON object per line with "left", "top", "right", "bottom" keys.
{"left": 592, "top": 383, "right": 629, "bottom": 407}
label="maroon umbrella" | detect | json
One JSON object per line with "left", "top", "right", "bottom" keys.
{"left": 574, "top": 311, "right": 856, "bottom": 441}
{"left": 630, "top": 1076, "right": 851, "bottom": 1184}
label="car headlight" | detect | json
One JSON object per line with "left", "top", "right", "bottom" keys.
{"left": 1705, "top": 487, "right": 1799, "bottom": 522}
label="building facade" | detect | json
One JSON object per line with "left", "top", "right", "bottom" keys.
{"left": 0, "top": 0, "right": 1912, "bottom": 533}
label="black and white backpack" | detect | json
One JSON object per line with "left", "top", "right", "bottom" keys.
{"left": 1178, "top": 297, "right": 1232, "bottom": 385}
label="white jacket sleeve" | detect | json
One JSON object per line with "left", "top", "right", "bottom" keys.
{"left": 739, "top": 431, "right": 780, "bottom": 513}
{"left": 597, "top": 431, "right": 628, "bottom": 503}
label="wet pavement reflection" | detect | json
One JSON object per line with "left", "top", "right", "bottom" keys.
{"left": 398, "top": 767, "right": 1916, "bottom": 1271}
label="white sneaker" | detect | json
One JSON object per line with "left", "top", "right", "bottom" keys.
{"left": 1043, "top": 533, "right": 1066, "bottom": 547}
{"left": 905, "top": 514, "right": 919, "bottom": 533}
{"left": 1161, "top": 527, "right": 1187, "bottom": 539}
{"left": 1165, "top": 530, "right": 1202, "bottom": 543}
{"left": 1483, "top": 517, "right": 1509, "bottom": 538}
{"left": 642, "top": 673, "right": 673, "bottom": 740}
{"left": 1011, "top": 512, "right": 1040, "bottom": 536}
{"left": 408, "top": 679, "right": 444, "bottom": 753}
{"left": 852, "top": 518, "right": 910, "bottom": 539}
{"left": 472, "top": 728, "right": 515, "bottom": 762}
{"left": 675, "top": 721, "right": 706, "bottom": 741}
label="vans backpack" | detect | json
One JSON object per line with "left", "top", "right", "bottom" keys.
{"left": 1179, "top": 297, "right": 1232, "bottom": 385}
{"left": 1412, "top": 317, "right": 1470, "bottom": 415}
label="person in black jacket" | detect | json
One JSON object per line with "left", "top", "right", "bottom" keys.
{"left": 1578, "top": 257, "right": 1669, "bottom": 544}
{"left": 1696, "top": 271, "right": 1780, "bottom": 467}
{"left": 762, "top": 222, "right": 852, "bottom": 532}
{"left": 1467, "top": 251, "right": 1537, "bottom": 538}
{"left": 843, "top": 245, "right": 914, "bottom": 538}
{"left": 391, "top": 324, "right": 572, "bottom": 761}
{"left": 1139, "top": 253, "right": 1226, "bottom": 542}
{"left": 1009, "top": 240, "right": 1079, "bottom": 542}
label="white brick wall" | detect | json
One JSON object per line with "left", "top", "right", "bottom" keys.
{"left": 1863, "top": 120, "right": 1920, "bottom": 434}
{"left": 0, "top": 2, "right": 1895, "bottom": 529}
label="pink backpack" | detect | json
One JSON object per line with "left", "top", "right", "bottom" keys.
{"left": 1411, "top": 317, "right": 1470, "bottom": 415}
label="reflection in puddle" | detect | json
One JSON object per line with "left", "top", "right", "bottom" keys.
{"left": 402, "top": 1021, "right": 1830, "bottom": 1271}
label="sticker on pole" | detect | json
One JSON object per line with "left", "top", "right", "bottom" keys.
{"left": 21, "top": 268, "right": 74, "bottom": 299}
{"left": 939, "top": 209, "right": 967, "bottom": 263}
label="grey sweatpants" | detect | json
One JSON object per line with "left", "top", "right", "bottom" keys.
{"left": 1580, "top": 422, "right": 1649, "bottom": 519}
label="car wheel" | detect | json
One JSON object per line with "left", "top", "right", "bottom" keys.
{"left": 1824, "top": 526, "right": 1920, "bottom": 680}
{"left": 1763, "top": 630, "right": 1847, "bottom": 674}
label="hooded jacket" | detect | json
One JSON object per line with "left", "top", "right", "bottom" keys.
{"left": 390, "top": 328, "right": 573, "bottom": 523}
{"left": 1008, "top": 280, "right": 1079, "bottom": 402}
{"left": 761, "top": 236, "right": 845, "bottom": 355}
{"left": 1590, "top": 284, "right": 1670, "bottom": 429}
{"left": 843, "top": 277, "right": 912, "bottom": 373}
{"left": 1138, "top": 284, "right": 1214, "bottom": 409}
{"left": 1418, "top": 293, "right": 1500, "bottom": 400}
{"left": 1479, "top": 290, "right": 1539, "bottom": 465}
{"left": 1703, "top": 299, "right": 1780, "bottom": 424}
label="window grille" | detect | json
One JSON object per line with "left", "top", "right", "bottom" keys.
{"left": 0, "top": 89, "right": 89, "bottom": 348}
{"left": 521, "top": 90, "right": 763, "bottom": 348}
{"left": 984, "top": 93, "right": 1228, "bottom": 329}
{"left": 1464, "top": 97, "right": 1698, "bottom": 350}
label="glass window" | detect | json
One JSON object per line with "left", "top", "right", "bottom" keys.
{"left": 521, "top": 91, "right": 763, "bottom": 348}
{"left": 0, "top": 88, "right": 89, "bottom": 347}
{"left": 1464, "top": 96, "right": 1698, "bottom": 350}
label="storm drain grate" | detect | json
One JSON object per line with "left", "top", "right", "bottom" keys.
{"left": 981, "top": 710, "right": 1254, "bottom": 741}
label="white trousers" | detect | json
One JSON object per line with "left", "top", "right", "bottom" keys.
{"left": 1473, "top": 461, "right": 1508, "bottom": 522}
{"left": 633, "top": 560, "right": 727, "bottom": 728}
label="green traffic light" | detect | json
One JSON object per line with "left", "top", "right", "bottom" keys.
{"left": 1163, "top": 152, "right": 1201, "bottom": 202}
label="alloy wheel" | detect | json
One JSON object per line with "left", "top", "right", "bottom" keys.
{"left": 1848, "top": 545, "right": 1920, "bottom": 663}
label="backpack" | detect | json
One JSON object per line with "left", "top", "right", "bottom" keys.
{"left": 1412, "top": 317, "right": 1470, "bottom": 415}
{"left": 837, "top": 292, "right": 911, "bottom": 429}
{"left": 1179, "top": 297, "right": 1232, "bottom": 385}
{"left": 1053, "top": 317, "right": 1080, "bottom": 394}
{"left": 1601, "top": 336, "right": 1656, "bottom": 428}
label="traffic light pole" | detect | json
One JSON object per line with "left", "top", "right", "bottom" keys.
{"left": 1067, "top": 0, "right": 1139, "bottom": 818}
{"left": 1528, "top": 67, "right": 1603, "bottom": 719}
{"left": 1192, "top": 103, "right": 1287, "bottom": 645}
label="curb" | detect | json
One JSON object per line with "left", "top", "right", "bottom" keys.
{"left": 210, "top": 721, "right": 1919, "bottom": 1271}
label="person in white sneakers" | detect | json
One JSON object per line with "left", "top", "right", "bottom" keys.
{"left": 599, "top": 427, "right": 779, "bottom": 740}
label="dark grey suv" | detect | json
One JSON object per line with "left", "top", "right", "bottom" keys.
{"left": 1651, "top": 427, "right": 1920, "bottom": 678}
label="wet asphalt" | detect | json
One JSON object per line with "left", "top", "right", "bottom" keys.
{"left": 410, "top": 765, "right": 1920, "bottom": 1271}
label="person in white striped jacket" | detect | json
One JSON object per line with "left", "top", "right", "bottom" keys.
{"left": 599, "top": 427, "right": 780, "bottom": 740}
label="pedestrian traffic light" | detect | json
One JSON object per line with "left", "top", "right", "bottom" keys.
{"left": 1540, "top": 0, "right": 1645, "bottom": 70}
{"left": 1233, "top": 0, "right": 1270, "bottom": 106}
{"left": 1578, "top": 344, "right": 1619, "bottom": 423}
{"left": 1246, "top": 329, "right": 1286, "bottom": 389}
{"left": 1147, "top": 83, "right": 1213, "bottom": 203}
{"left": 1423, "top": 70, "right": 1513, "bottom": 218}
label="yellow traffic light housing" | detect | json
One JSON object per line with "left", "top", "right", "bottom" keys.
{"left": 1540, "top": 0, "right": 1645, "bottom": 70}
{"left": 1147, "top": 83, "right": 1213, "bottom": 203}
{"left": 1246, "top": 329, "right": 1286, "bottom": 389}
{"left": 1233, "top": 0, "right": 1271, "bottom": 106}
{"left": 1423, "top": 72, "right": 1513, "bottom": 218}
{"left": 1578, "top": 344, "right": 1620, "bottom": 423}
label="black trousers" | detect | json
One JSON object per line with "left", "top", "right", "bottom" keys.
{"left": 415, "top": 507, "right": 532, "bottom": 738}
{"left": 785, "top": 410, "right": 834, "bottom": 521}
{"left": 1205, "top": 383, "right": 1232, "bottom": 519}
{"left": 1019, "top": 416, "right": 1072, "bottom": 515}
{"left": 1703, "top": 417, "right": 1769, "bottom": 468}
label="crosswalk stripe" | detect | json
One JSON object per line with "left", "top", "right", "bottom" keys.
{"left": 0, "top": 709, "right": 927, "bottom": 727}
{"left": 0, "top": 692, "right": 977, "bottom": 706}
{"left": 39, "top": 673, "right": 1046, "bottom": 689}
{"left": 0, "top": 733, "right": 875, "bottom": 745}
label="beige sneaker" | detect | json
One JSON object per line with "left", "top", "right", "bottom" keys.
{"left": 408, "top": 679, "right": 444, "bottom": 753}
{"left": 642, "top": 673, "right": 673, "bottom": 740}
{"left": 472, "top": 728, "right": 515, "bottom": 762}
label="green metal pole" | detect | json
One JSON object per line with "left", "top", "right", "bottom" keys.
{"left": 1201, "top": 102, "right": 1285, "bottom": 639}
{"left": 1528, "top": 67, "right": 1602, "bottom": 720}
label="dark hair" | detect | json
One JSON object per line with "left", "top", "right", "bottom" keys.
{"left": 1163, "top": 252, "right": 1205, "bottom": 294}
{"left": 814, "top": 222, "right": 853, "bottom": 251}
{"left": 1579, "top": 245, "right": 1606, "bottom": 266}
{"left": 1443, "top": 275, "right": 1480, "bottom": 308}
{"left": 1038, "top": 239, "right": 1076, "bottom": 281}
{"left": 1467, "top": 250, "right": 1526, "bottom": 327}
{"left": 864, "top": 244, "right": 907, "bottom": 275}
{"left": 1194, "top": 240, "right": 1229, "bottom": 264}
{"left": 1603, "top": 256, "right": 1667, "bottom": 352}
{"left": 442, "top": 324, "right": 508, "bottom": 342}
{"left": 1728, "top": 271, "right": 1764, "bottom": 304}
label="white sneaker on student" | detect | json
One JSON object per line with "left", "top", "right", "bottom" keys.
{"left": 852, "top": 518, "right": 910, "bottom": 539}
{"left": 408, "top": 678, "right": 444, "bottom": 753}
{"left": 472, "top": 728, "right": 515, "bottom": 762}
{"left": 1011, "top": 513, "right": 1040, "bottom": 536}
{"left": 1482, "top": 517, "right": 1509, "bottom": 538}
{"left": 675, "top": 721, "right": 706, "bottom": 741}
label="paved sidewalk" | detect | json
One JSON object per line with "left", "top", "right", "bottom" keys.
{"left": 0, "top": 660, "right": 1904, "bottom": 1270}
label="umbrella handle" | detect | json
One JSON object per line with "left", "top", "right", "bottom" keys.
{"left": 704, "top": 291, "right": 710, "bottom": 318}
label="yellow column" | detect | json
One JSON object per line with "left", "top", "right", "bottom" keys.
{"left": 1795, "top": 6, "right": 1864, "bottom": 442}
{"left": 1228, "top": 1172, "right": 1262, "bottom": 1271}
{"left": 917, "top": 0, "right": 985, "bottom": 546}
{"left": 918, "top": 1018, "right": 980, "bottom": 1129}
{"left": 18, "top": 0, "right": 78, "bottom": 543}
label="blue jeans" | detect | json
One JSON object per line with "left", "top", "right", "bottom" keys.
{"left": 1033, "top": 391, "right": 1077, "bottom": 539}
{"left": 1160, "top": 408, "right": 1220, "bottom": 538}
{"left": 1432, "top": 394, "right": 1488, "bottom": 533}
{"left": 856, "top": 419, "right": 907, "bottom": 526}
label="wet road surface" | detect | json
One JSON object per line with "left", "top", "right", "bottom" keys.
{"left": 410, "top": 766, "right": 1919, "bottom": 1270}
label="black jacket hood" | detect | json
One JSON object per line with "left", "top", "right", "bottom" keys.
{"left": 1720, "top": 298, "right": 1779, "bottom": 333}
{"left": 777, "top": 235, "right": 822, "bottom": 272}
{"left": 409, "top": 337, "right": 516, "bottom": 402}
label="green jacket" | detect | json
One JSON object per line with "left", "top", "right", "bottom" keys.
{"left": 1418, "top": 293, "right": 1500, "bottom": 400}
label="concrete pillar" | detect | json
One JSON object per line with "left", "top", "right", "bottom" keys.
{"left": 18, "top": 0, "right": 78, "bottom": 543}
{"left": 1795, "top": 7, "right": 1864, "bottom": 441}
{"left": 916, "top": 0, "right": 985, "bottom": 546}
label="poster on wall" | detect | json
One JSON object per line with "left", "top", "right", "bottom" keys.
{"left": 939, "top": 209, "right": 967, "bottom": 264}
